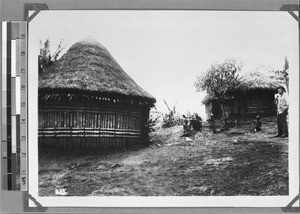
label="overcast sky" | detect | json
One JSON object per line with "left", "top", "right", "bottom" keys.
{"left": 30, "top": 10, "right": 298, "bottom": 118}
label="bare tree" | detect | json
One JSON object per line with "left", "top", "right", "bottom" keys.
{"left": 269, "top": 56, "right": 289, "bottom": 93}
{"left": 39, "top": 38, "right": 67, "bottom": 74}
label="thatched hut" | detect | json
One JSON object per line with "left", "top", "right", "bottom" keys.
{"left": 38, "top": 37, "right": 156, "bottom": 149}
{"left": 202, "top": 71, "right": 281, "bottom": 119}
{"left": 235, "top": 71, "right": 281, "bottom": 117}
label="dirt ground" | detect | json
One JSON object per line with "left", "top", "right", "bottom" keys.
{"left": 38, "top": 117, "right": 288, "bottom": 196}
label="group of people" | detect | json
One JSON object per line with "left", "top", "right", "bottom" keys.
{"left": 181, "top": 114, "right": 202, "bottom": 137}
{"left": 181, "top": 86, "right": 289, "bottom": 138}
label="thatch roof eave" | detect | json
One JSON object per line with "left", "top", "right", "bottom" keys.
{"left": 38, "top": 87, "right": 156, "bottom": 105}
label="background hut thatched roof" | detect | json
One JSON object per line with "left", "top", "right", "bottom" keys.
{"left": 39, "top": 37, "right": 156, "bottom": 104}
{"left": 201, "top": 71, "right": 281, "bottom": 104}
{"left": 201, "top": 92, "right": 216, "bottom": 105}
{"left": 201, "top": 93, "right": 234, "bottom": 105}
{"left": 238, "top": 71, "right": 281, "bottom": 92}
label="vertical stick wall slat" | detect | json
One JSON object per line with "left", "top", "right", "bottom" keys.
{"left": 39, "top": 100, "right": 150, "bottom": 149}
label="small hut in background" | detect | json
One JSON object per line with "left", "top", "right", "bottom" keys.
{"left": 234, "top": 71, "right": 281, "bottom": 118}
{"left": 202, "top": 71, "right": 281, "bottom": 119}
{"left": 38, "top": 37, "right": 156, "bottom": 149}
{"left": 202, "top": 93, "right": 233, "bottom": 119}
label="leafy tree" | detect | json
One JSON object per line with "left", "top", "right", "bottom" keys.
{"left": 38, "top": 38, "right": 66, "bottom": 74}
{"left": 194, "top": 58, "right": 243, "bottom": 117}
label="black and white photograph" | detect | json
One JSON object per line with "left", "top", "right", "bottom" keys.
{"left": 27, "top": 10, "right": 299, "bottom": 207}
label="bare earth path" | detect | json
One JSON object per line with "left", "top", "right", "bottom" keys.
{"left": 39, "top": 117, "right": 288, "bottom": 196}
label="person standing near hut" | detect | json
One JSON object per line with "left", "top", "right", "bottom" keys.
{"left": 273, "top": 86, "right": 289, "bottom": 138}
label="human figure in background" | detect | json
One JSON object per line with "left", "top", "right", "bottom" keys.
{"left": 190, "top": 113, "right": 202, "bottom": 131}
{"left": 181, "top": 115, "right": 191, "bottom": 137}
{"left": 273, "top": 86, "right": 289, "bottom": 138}
{"left": 228, "top": 110, "right": 239, "bottom": 128}
{"left": 254, "top": 115, "right": 262, "bottom": 132}
{"left": 234, "top": 113, "right": 239, "bottom": 128}
{"left": 209, "top": 113, "right": 216, "bottom": 133}
{"left": 250, "top": 115, "right": 262, "bottom": 133}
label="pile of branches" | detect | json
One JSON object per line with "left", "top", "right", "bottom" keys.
{"left": 161, "top": 100, "right": 183, "bottom": 128}
{"left": 162, "top": 112, "right": 182, "bottom": 128}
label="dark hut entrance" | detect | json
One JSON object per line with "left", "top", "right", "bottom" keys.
{"left": 38, "top": 37, "right": 156, "bottom": 149}
{"left": 211, "top": 100, "right": 222, "bottom": 119}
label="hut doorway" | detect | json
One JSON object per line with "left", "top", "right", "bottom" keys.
{"left": 211, "top": 100, "right": 222, "bottom": 119}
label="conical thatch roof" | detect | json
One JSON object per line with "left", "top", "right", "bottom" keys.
{"left": 39, "top": 37, "right": 156, "bottom": 104}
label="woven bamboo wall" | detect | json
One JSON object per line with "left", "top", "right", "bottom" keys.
{"left": 38, "top": 100, "right": 150, "bottom": 149}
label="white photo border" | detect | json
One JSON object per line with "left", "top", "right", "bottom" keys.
{"left": 28, "top": 9, "right": 299, "bottom": 207}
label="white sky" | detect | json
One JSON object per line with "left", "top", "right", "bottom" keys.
{"left": 30, "top": 10, "right": 298, "bottom": 118}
